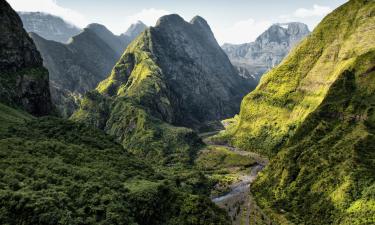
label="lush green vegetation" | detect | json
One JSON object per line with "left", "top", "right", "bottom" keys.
{"left": 215, "top": 0, "right": 375, "bottom": 157}
{"left": 213, "top": 0, "right": 375, "bottom": 224}
{"left": 0, "top": 113, "right": 230, "bottom": 225}
{"left": 195, "top": 145, "right": 256, "bottom": 197}
{"left": 253, "top": 50, "right": 375, "bottom": 224}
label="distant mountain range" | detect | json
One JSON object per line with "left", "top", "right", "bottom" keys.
{"left": 222, "top": 22, "right": 310, "bottom": 81}
{"left": 19, "top": 12, "right": 147, "bottom": 117}
{"left": 18, "top": 12, "right": 82, "bottom": 43}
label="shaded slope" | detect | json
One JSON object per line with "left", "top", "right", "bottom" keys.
{"left": 0, "top": 0, "right": 52, "bottom": 116}
{"left": 30, "top": 22, "right": 146, "bottom": 117}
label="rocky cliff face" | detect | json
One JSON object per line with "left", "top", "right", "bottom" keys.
{"left": 222, "top": 22, "right": 310, "bottom": 81}
{"left": 18, "top": 11, "right": 82, "bottom": 43}
{"left": 0, "top": 0, "right": 52, "bottom": 116}
{"left": 30, "top": 22, "right": 146, "bottom": 117}
{"left": 216, "top": 0, "right": 375, "bottom": 223}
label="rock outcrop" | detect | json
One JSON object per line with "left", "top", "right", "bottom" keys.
{"left": 0, "top": 0, "right": 52, "bottom": 116}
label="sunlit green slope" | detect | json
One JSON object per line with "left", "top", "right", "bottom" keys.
{"left": 216, "top": 0, "right": 375, "bottom": 157}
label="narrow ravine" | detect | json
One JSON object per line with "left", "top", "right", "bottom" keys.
{"left": 201, "top": 134, "right": 271, "bottom": 225}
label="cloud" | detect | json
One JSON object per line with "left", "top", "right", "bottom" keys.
{"left": 212, "top": 18, "right": 272, "bottom": 45}
{"left": 7, "top": 0, "right": 88, "bottom": 28}
{"left": 125, "top": 8, "right": 171, "bottom": 27}
{"left": 280, "top": 4, "right": 332, "bottom": 20}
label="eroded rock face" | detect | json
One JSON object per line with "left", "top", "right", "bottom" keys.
{"left": 0, "top": 0, "right": 52, "bottom": 116}
{"left": 18, "top": 12, "right": 82, "bottom": 43}
{"left": 222, "top": 22, "right": 310, "bottom": 81}
{"left": 150, "top": 15, "right": 255, "bottom": 127}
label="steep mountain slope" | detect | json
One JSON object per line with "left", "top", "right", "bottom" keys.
{"left": 0, "top": 2, "right": 231, "bottom": 224}
{"left": 30, "top": 22, "right": 146, "bottom": 117}
{"left": 216, "top": 0, "right": 375, "bottom": 223}
{"left": 73, "top": 14, "right": 254, "bottom": 163}
{"left": 18, "top": 11, "right": 82, "bottom": 43}
{"left": 222, "top": 22, "right": 309, "bottom": 81}
{"left": 0, "top": 0, "right": 52, "bottom": 116}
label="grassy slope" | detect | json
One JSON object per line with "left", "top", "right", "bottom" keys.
{"left": 253, "top": 50, "right": 375, "bottom": 224}
{"left": 72, "top": 30, "right": 201, "bottom": 166}
{"left": 215, "top": 0, "right": 375, "bottom": 157}
{"left": 0, "top": 110, "right": 230, "bottom": 224}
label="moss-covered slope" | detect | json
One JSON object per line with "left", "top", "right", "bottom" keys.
{"left": 216, "top": 0, "right": 375, "bottom": 157}
{"left": 253, "top": 49, "right": 375, "bottom": 225}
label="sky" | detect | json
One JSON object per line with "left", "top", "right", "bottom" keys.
{"left": 8, "top": 0, "right": 348, "bottom": 44}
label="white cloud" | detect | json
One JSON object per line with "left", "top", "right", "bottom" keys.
{"left": 280, "top": 4, "right": 332, "bottom": 19}
{"left": 125, "top": 8, "right": 171, "bottom": 27}
{"left": 7, "top": 0, "right": 88, "bottom": 28}
{"left": 212, "top": 18, "right": 272, "bottom": 45}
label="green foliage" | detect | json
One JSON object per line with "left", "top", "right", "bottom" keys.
{"left": 0, "top": 116, "right": 230, "bottom": 225}
{"left": 0, "top": 103, "right": 32, "bottom": 133}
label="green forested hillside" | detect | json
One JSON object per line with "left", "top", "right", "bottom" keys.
{"left": 214, "top": 0, "right": 375, "bottom": 224}
{"left": 0, "top": 111, "right": 230, "bottom": 225}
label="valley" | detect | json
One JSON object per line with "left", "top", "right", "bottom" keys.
{"left": 0, "top": 0, "right": 374, "bottom": 224}
{"left": 198, "top": 132, "right": 271, "bottom": 225}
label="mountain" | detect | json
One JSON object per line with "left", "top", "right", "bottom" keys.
{"left": 0, "top": 2, "right": 230, "bottom": 224}
{"left": 215, "top": 0, "right": 375, "bottom": 223}
{"left": 30, "top": 22, "right": 146, "bottom": 117}
{"left": 121, "top": 20, "right": 148, "bottom": 40}
{"left": 18, "top": 11, "right": 82, "bottom": 43}
{"left": 0, "top": 1, "right": 52, "bottom": 116}
{"left": 222, "top": 22, "right": 310, "bottom": 81}
{"left": 72, "top": 14, "right": 254, "bottom": 163}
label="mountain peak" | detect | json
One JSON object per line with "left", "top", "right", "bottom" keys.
{"left": 86, "top": 23, "right": 114, "bottom": 35}
{"left": 155, "top": 14, "right": 186, "bottom": 27}
{"left": 123, "top": 21, "right": 147, "bottom": 39}
{"left": 18, "top": 11, "right": 81, "bottom": 43}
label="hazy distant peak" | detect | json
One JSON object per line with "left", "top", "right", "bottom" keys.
{"left": 123, "top": 20, "right": 147, "bottom": 39}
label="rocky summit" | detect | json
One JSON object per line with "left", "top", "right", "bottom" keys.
{"left": 222, "top": 22, "right": 310, "bottom": 81}
{"left": 0, "top": 0, "right": 52, "bottom": 116}
{"left": 18, "top": 11, "right": 82, "bottom": 43}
